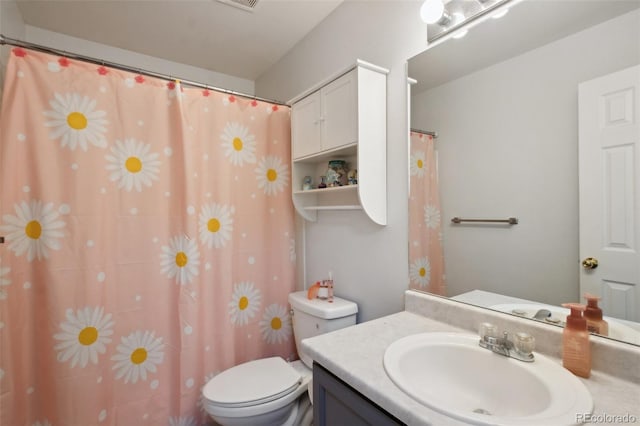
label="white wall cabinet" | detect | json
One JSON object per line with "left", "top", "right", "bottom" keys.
{"left": 289, "top": 60, "right": 388, "bottom": 225}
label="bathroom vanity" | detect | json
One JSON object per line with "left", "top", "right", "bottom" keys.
{"left": 303, "top": 291, "right": 640, "bottom": 425}
{"left": 313, "top": 362, "right": 402, "bottom": 426}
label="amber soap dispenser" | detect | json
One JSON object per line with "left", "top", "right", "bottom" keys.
{"left": 561, "top": 303, "right": 591, "bottom": 378}
{"left": 584, "top": 293, "right": 609, "bottom": 336}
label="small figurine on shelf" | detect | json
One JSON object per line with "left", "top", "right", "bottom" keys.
{"left": 318, "top": 175, "right": 327, "bottom": 189}
{"left": 302, "top": 175, "right": 313, "bottom": 190}
{"left": 326, "top": 160, "right": 348, "bottom": 186}
{"left": 347, "top": 169, "right": 358, "bottom": 185}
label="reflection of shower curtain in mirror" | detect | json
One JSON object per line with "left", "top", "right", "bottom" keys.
{"left": 409, "top": 132, "right": 446, "bottom": 295}
{"left": 0, "top": 48, "right": 296, "bottom": 426}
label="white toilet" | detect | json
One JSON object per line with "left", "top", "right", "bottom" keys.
{"left": 201, "top": 290, "right": 358, "bottom": 426}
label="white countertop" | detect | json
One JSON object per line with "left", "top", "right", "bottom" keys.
{"left": 301, "top": 310, "right": 640, "bottom": 425}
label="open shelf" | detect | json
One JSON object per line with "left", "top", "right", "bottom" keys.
{"left": 293, "top": 184, "right": 358, "bottom": 195}
{"left": 304, "top": 205, "right": 363, "bottom": 211}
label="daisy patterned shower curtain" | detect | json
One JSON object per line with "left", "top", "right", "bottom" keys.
{"left": 0, "top": 48, "right": 296, "bottom": 426}
{"left": 408, "top": 131, "right": 446, "bottom": 296}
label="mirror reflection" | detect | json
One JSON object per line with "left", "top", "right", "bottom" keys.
{"left": 408, "top": 0, "right": 640, "bottom": 346}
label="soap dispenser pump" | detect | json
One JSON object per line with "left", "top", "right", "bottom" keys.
{"left": 561, "top": 303, "right": 591, "bottom": 378}
{"left": 584, "top": 293, "right": 609, "bottom": 336}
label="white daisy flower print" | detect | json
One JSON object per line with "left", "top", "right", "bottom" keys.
{"left": 289, "top": 238, "right": 296, "bottom": 263}
{"left": 105, "top": 138, "right": 161, "bottom": 192}
{"left": 0, "top": 264, "right": 10, "bottom": 300}
{"left": 43, "top": 92, "right": 108, "bottom": 151}
{"left": 255, "top": 155, "right": 289, "bottom": 196}
{"left": 112, "top": 330, "right": 164, "bottom": 384}
{"left": 228, "top": 282, "right": 261, "bottom": 326}
{"left": 410, "top": 257, "right": 431, "bottom": 288}
{"left": 169, "top": 416, "right": 197, "bottom": 426}
{"left": 53, "top": 306, "right": 115, "bottom": 368}
{"left": 198, "top": 203, "right": 233, "bottom": 249}
{"left": 220, "top": 122, "right": 257, "bottom": 166}
{"left": 1, "top": 200, "right": 66, "bottom": 262}
{"left": 410, "top": 150, "right": 426, "bottom": 177}
{"left": 259, "top": 304, "right": 291, "bottom": 344}
{"left": 160, "top": 235, "right": 200, "bottom": 285}
{"left": 424, "top": 204, "right": 441, "bottom": 229}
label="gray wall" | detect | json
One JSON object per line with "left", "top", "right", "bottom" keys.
{"left": 0, "top": 6, "right": 253, "bottom": 97}
{"left": 22, "top": 26, "right": 255, "bottom": 95}
{"left": 0, "top": 0, "right": 26, "bottom": 99}
{"left": 411, "top": 10, "right": 640, "bottom": 305}
{"left": 256, "top": 1, "right": 427, "bottom": 322}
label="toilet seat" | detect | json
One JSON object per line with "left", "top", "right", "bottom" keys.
{"left": 203, "top": 357, "right": 302, "bottom": 409}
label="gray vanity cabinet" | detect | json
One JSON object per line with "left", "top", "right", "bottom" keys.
{"left": 313, "top": 362, "right": 404, "bottom": 426}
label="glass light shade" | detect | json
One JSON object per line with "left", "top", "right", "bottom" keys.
{"left": 452, "top": 12, "right": 465, "bottom": 24}
{"left": 420, "top": 0, "right": 445, "bottom": 24}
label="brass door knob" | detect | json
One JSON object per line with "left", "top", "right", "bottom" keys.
{"left": 582, "top": 257, "right": 598, "bottom": 269}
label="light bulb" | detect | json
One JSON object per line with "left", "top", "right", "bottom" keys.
{"left": 420, "top": 0, "right": 445, "bottom": 24}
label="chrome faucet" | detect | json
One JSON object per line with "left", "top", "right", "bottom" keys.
{"left": 478, "top": 323, "right": 535, "bottom": 362}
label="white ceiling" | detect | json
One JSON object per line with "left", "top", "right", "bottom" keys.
{"left": 15, "top": 0, "right": 344, "bottom": 81}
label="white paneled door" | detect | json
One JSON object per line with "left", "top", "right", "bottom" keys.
{"left": 578, "top": 65, "right": 640, "bottom": 322}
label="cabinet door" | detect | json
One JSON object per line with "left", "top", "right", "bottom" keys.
{"left": 321, "top": 69, "right": 358, "bottom": 152}
{"left": 313, "top": 363, "right": 403, "bottom": 426}
{"left": 292, "top": 92, "right": 322, "bottom": 159}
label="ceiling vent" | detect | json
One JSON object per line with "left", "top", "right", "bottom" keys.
{"left": 215, "top": 0, "right": 259, "bottom": 12}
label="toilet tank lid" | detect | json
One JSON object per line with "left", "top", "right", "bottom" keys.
{"left": 289, "top": 291, "right": 358, "bottom": 319}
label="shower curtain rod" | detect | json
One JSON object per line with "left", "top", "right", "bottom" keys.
{"left": 411, "top": 128, "right": 438, "bottom": 138}
{"left": 0, "top": 34, "right": 288, "bottom": 106}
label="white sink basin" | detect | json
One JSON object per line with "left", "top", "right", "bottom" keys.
{"left": 490, "top": 303, "right": 640, "bottom": 345}
{"left": 383, "top": 332, "right": 593, "bottom": 425}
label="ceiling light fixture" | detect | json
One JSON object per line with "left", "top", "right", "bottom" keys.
{"left": 492, "top": 8, "right": 510, "bottom": 19}
{"left": 215, "top": 0, "right": 259, "bottom": 13}
{"left": 452, "top": 29, "right": 469, "bottom": 39}
{"left": 451, "top": 12, "right": 466, "bottom": 25}
{"left": 424, "top": 0, "right": 513, "bottom": 43}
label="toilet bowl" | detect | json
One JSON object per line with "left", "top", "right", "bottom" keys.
{"left": 201, "top": 291, "right": 358, "bottom": 426}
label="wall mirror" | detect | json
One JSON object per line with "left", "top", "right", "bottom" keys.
{"left": 408, "top": 0, "right": 640, "bottom": 346}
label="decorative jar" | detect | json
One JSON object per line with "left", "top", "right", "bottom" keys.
{"left": 326, "top": 160, "right": 348, "bottom": 186}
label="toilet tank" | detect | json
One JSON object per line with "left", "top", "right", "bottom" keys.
{"left": 288, "top": 291, "right": 358, "bottom": 369}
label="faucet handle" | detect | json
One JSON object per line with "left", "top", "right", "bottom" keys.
{"left": 479, "top": 322, "right": 498, "bottom": 340}
{"left": 514, "top": 332, "right": 535, "bottom": 356}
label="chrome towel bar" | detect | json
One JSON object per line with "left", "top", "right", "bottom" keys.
{"left": 451, "top": 217, "right": 518, "bottom": 225}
